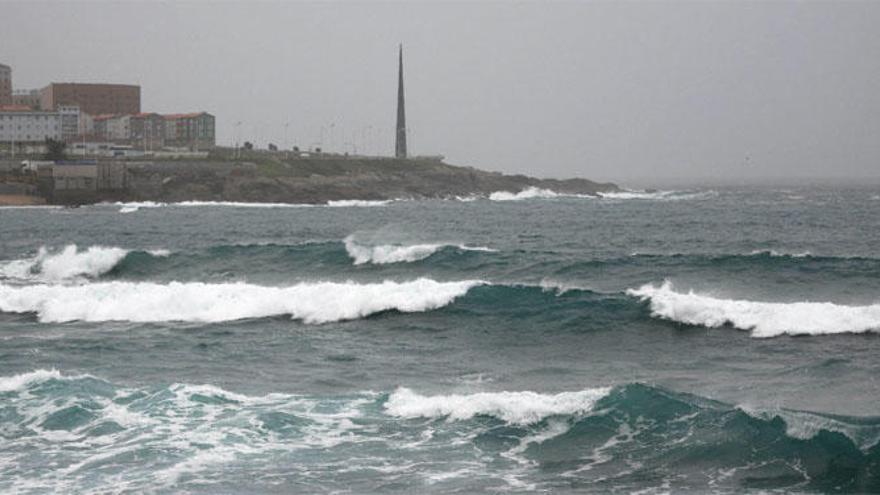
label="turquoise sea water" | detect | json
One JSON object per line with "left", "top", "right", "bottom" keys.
{"left": 1, "top": 186, "right": 879, "bottom": 493}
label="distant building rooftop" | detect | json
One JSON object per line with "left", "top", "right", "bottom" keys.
{"left": 0, "top": 104, "right": 39, "bottom": 112}
{"left": 164, "top": 112, "right": 210, "bottom": 120}
{"left": 47, "top": 82, "right": 139, "bottom": 89}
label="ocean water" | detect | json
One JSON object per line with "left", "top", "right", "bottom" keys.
{"left": 1, "top": 186, "right": 879, "bottom": 493}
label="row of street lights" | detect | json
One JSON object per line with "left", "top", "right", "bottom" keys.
{"left": 231, "top": 120, "right": 414, "bottom": 157}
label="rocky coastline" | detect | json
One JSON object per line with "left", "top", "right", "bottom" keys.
{"left": 1, "top": 153, "right": 620, "bottom": 205}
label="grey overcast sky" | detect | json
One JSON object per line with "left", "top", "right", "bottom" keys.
{"left": 2, "top": 1, "right": 879, "bottom": 184}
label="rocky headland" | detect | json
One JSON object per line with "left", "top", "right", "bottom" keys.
{"left": 0, "top": 151, "right": 620, "bottom": 205}
{"left": 119, "top": 153, "right": 619, "bottom": 204}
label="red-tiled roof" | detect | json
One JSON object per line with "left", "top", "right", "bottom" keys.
{"left": 92, "top": 114, "right": 119, "bottom": 121}
{"left": 0, "top": 105, "right": 35, "bottom": 112}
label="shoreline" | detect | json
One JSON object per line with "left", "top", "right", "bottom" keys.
{"left": 2, "top": 155, "right": 621, "bottom": 206}
{"left": 0, "top": 194, "right": 45, "bottom": 206}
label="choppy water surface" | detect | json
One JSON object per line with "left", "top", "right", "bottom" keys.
{"left": 1, "top": 186, "right": 879, "bottom": 493}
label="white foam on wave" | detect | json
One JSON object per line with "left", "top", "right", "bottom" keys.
{"left": 0, "top": 245, "right": 130, "bottom": 283}
{"left": 538, "top": 278, "right": 591, "bottom": 296}
{"left": 180, "top": 200, "right": 313, "bottom": 208}
{"left": 0, "top": 205, "right": 63, "bottom": 210}
{"left": 0, "top": 369, "right": 381, "bottom": 491}
{"left": 326, "top": 199, "right": 392, "bottom": 207}
{"left": 748, "top": 249, "right": 812, "bottom": 258}
{"left": 0, "top": 278, "right": 483, "bottom": 323}
{"left": 598, "top": 189, "right": 716, "bottom": 201}
{"left": 114, "top": 201, "right": 167, "bottom": 213}
{"left": 489, "top": 187, "right": 568, "bottom": 201}
{"left": 116, "top": 200, "right": 315, "bottom": 212}
{"left": 453, "top": 195, "right": 480, "bottom": 202}
{"left": 0, "top": 368, "right": 64, "bottom": 392}
{"left": 343, "top": 235, "right": 495, "bottom": 265}
{"left": 627, "top": 280, "right": 880, "bottom": 338}
{"left": 384, "top": 387, "right": 611, "bottom": 425}
{"left": 737, "top": 404, "right": 880, "bottom": 450}
{"left": 115, "top": 199, "right": 393, "bottom": 212}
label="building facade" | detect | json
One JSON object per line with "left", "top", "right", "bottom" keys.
{"left": 0, "top": 64, "right": 11, "bottom": 106}
{"left": 164, "top": 112, "right": 215, "bottom": 148}
{"left": 127, "top": 113, "right": 165, "bottom": 149}
{"left": 0, "top": 109, "right": 61, "bottom": 143}
{"left": 58, "top": 105, "right": 81, "bottom": 141}
{"left": 103, "top": 115, "right": 128, "bottom": 142}
{"left": 40, "top": 83, "right": 140, "bottom": 115}
{"left": 92, "top": 115, "right": 115, "bottom": 141}
{"left": 13, "top": 89, "right": 42, "bottom": 110}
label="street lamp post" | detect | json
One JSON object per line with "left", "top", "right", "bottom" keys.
{"left": 234, "top": 121, "right": 242, "bottom": 159}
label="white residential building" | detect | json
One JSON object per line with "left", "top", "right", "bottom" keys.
{"left": 104, "top": 115, "right": 129, "bottom": 141}
{"left": 0, "top": 110, "right": 61, "bottom": 143}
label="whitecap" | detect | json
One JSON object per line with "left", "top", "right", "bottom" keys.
{"left": 343, "top": 235, "right": 494, "bottom": 265}
{"left": 599, "top": 189, "right": 718, "bottom": 201}
{"left": 489, "top": 187, "right": 562, "bottom": 201}
{"left": 384, "top": 386, "right": 611, "bottom": 425}
{"left": 627, "top": 280, "right": 880, "bottom": 337}
{"left": 326, "top": 199, "right": 393, "bottom": 207}
{"left": 0, "top": 278, "right": 483, "bottom": 323}
{"left": 0, "top": 368, "right": 63, "bottom": 392}
{"left": 538, "top": 278, "right": 591, "bottom": 296}
{"left": 113, "top": 199, "right": 395, "bottom": 211}
{"left": 748, "top": 249, "right": 812, "bottom": 258}
{"left": 0, "top": 205, "right": 63, "bottom": 210}
{"left": 737, "top": 404, "right": 880, "bottom": 450}
{"left": 113, "top": 201, "right": 167, "bottom": 213}
{"left": 0, "top": 245, "right": 130, "bottom": 283}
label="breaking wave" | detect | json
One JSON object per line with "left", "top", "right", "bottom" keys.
{"left": 489, "top": 187, "right": 564, "bottom": 201}
{"left": 0, "top": 368, "right": 65, "bottom": 392}
{"left": 0, "top": 278, "right": 483, "bottom": 323}
{"left": 627, "top": 280, "right": 880, "bottom": 337}
{"left": 343, "top": 236, "right": 495, "bottom": 265}
{"left": 114, "top": 199, "right": 394, "bottom": 212}
{"left": 0, "top": 245, "right": 165, "bottom": 283}
{"left": 2, "top": 370, "right": 878, "bottom": 493}
{"left": 598, "top": 189, "right": 717, "bottom": 201}
{"left": 325, "top": 199, "right": 392, "bottom": 207}
{"left": 488, "top": 187, "right": 594, "bottom": 201}
{"left": 385, "top": 387, "right": 611, "bottom": 425}
{"left": 748, "top": 249, "right": 812, "bottom": 258}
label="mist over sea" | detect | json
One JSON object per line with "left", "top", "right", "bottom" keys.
{"left": 1, "top": 185, "right": 879, "bottom": 493}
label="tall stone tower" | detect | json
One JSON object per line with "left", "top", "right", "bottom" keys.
{"left": 395, "top": 45, "right": 407, "bottom": 159}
